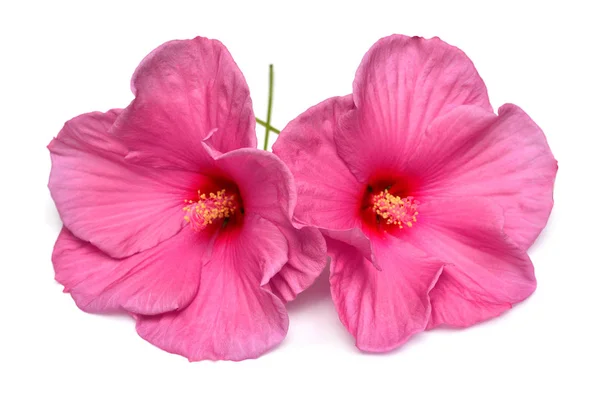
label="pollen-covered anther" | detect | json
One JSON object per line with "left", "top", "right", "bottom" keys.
{"left": 371, "top": 189, "right": 419, "bottom": 228}
{"left": 183, "top": 189, "right": 238, "bottom": 231}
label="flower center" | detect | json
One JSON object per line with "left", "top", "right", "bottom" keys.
{"left": 371, "top": 189, "right": 419, "bottom": 228}
{"left": 183, "top": 189, "right": 239, "bottom": 231}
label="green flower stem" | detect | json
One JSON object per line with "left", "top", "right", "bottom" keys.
{"left": 256, "top": 117, "right": 280, "bottom": 134}
{"left": 263, "top": 64, "right": 275, "bottom": 150}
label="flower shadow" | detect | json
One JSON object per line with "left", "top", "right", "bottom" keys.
{"left": 46, "top": 197, "right": 62, "bottom": 232}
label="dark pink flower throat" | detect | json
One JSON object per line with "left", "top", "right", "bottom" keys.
{"left": 360, "top": 175, "right": 420, "bottom": 233}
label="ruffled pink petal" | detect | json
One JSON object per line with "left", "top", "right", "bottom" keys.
{"left": 402, "top": 198, "right": 536, "bottom": 329}
{"left": 415, "top": 104, "right": 557, "bottom": 248}
{"left": 212, "top": 148, "right": 328, "bottom": 302}
{"left": 323, "top": 228, "right": 379, "bottom": 270}
{"left": 273, "top": 95, "right": 362, "bottom": 230}
{"left": 111, "top": 37, "right": 255, "bottom": 170}
{"left": 53, "top": 227, "right": 212, "bottom": 315}
{"left": 48, "top": 110, "right": 202, "bottom": 258}
{"left": 426, "top": 271, "right": 511, "bottom": 329}
{"left": 215, "top": 148, "right": 295, "bottom": 225}
{"left": 337, "top": 35, "right": 492, "bottom": 181}
{"left": 267, "top": 225, "right": 327, "bottom": 302}
{"left": 328, "top": 236, "right": 443, "bottom": 352}
{"left": 136, "top": 215, "right": 289, "bottom": 361}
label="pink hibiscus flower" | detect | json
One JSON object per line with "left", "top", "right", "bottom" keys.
{"left": 48, "top": 37, "right": 326, "bottom": 361}
{"left": 274, "top": 35, "right": 557, "bottom": 352}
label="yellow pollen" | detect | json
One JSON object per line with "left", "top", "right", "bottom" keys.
{"left": 371, "top": 189, "right": 419, "bottom": 229}
{"left": 182, "top": 189, "right": 238, "bottom": 231}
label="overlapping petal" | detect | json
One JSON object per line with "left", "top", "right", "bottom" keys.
{"left": 323, "top": 228, "right": 378, "bottom": 270}
{"left": 267, "top": 224, "right": 326, "bottom": 302}
{"left": 212, "top": 148, "right": 328, "bottom": 303}
{"left": 136, "top": 215, "right": 289, "bottom": 361}
{"left": 48, "top": 110, "right": 203, "bottom": 258}
{"left": 52, "top": 227, "right": 212, "bottom": 315}
{"left": 273, "top": 95, "right": 361, "bottom": 230}
{"left": 336, "top": 35, "right": 492, "bottom": 182}
{"left": 401, "top": 198, "right": 536, "bottom": 328}
{"left": 214, "top": 148, "right": 295, "bottom": 224}
{"left": 328, "top": 237, "right": 443, "bottom": 352}
{"left": 111, "top": 37, "right": 256, "bottom": 170}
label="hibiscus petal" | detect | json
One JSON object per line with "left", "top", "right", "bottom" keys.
{"left": 403, "top": 198, "right": 536, "bottom": 329}
{"left": 415, "top": 104, "right": 558, "bottom": 248}
{"left": 328, "top": 236, "right": 443, "bottom": 352}
{"left": 273, "top": 95, "right": 362, "bottom": 230}
{"left": 48, "top": 110, "right": 202, "bottom": 258}
{"left": 323, "top": 228, "right": 379, "bottom": 270}
{"left": 426, "top": 271, "right": 511, "bottom": 329}
{"left": 268, "top": 225, "right": 327, "bottom": 302}
{"left": 112, "top": 37, "right": 255, "bottom": 170}
{"left": 337, "top": 35, "right": 492, "bottom": 181}
{"left": 53, "top": 227, "right": 211, "bottom": 315}
{"left": 136, "top": 215, "right": 289, "bottom": 361}
{"left": 215, "top": 148, "right": 295, "bottom": 225}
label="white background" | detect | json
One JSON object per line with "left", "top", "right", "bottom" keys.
{"left": 1, "top": 0, "right": 599, "bottom": 397}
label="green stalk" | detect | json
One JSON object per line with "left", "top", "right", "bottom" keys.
{"left": 263, "top": 64, "right": 274, "bottom": 150}
{"left": 256, "top": 117, "right": 280, "bottom": 134}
